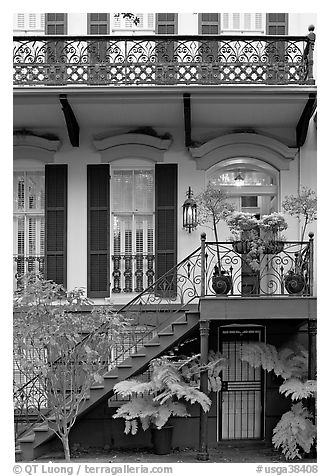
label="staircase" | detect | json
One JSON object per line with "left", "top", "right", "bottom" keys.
{"left": 17, "top": 309, "right": 200, "bottom": 461}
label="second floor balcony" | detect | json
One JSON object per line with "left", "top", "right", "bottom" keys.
{"left": 13, "top": 30, "right": 315, "bottom": 88}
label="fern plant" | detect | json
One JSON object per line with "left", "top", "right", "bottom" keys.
{"left": 272, "top": 403, "right": 316, "bottom": 460}
{"left": 113, "top": 353, "right": 226, "bottom": 435}
{"left": 240, "top": 342, "right": 316, "bottom": 460}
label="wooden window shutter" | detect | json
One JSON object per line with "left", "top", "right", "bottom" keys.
{"left": 45, "top": 13, "right": 68, "bottom": 35}
{"left": 155, "top": 164, "right": 177, "bottom": 296}
{"left": 45, "top": 164, "right": 67, "bottom": 287}
{"left": 266, "top": 13, "right": 288, "bottom": 35}
{"left": 198, "top": 13, "right": 221, "bottom": 35}
{"left": 87, "top": 13, "right": 110, "bottom": 34}
{"left": 155, "top": 13, "right": 178, "bottom": 34}
{"left": 87, "top": 165, "right": 110, "bottom": 298}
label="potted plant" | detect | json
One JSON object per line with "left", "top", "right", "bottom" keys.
{"left": 195, "top": 184, "right": 235, "bottom": 294}
{"left": 226, "top": 211, "right": 259, "bottom": 254}
{"left": 112, "top": 353, "right": 225, "bottom": 454}
{"left": 259, "top": 212, "right": 288, "bottom": 254}
{"left": 282, "top": 187, "right": 317, "bottom": 294}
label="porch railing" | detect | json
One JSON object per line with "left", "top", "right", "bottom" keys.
{"left": 13, "top": 28, "right": 315, "bottom": 87}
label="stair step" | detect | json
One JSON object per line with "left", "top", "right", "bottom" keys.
{"left": 172, "top": 321, "right": 188, "bottom": 326}
{"left": 90, "top": 385, "right": 105, "bottom": 390}
{"left": 104, "top": 374, "right": 119, "bottom": 379}
{"left": 117, "top": 364, "right": 132, "bottom": 369}
{"left": 144, "top": 342, "right": 160, "bottom": 347}
{"left": 158, "top": 332, "right": 174, "bottom": 337}
{"left": 18, "top": 433, "right": 35, "bottom": 443}
{"left": 131, "top": 353, "right": 146, "bottom": 358}
{"left": 34, "top": 424, "right": 49, "bottom": 432}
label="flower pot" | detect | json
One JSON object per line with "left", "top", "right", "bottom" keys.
{"left": 232, "top": 241, "right": 251, "bottom": 254}
{"left": 151, "top": 425, "right": 173, "bottom": 455}
{"left": 284, "top": 272, "right": 305, "bottom": 295}
{"left": 212, "top": 271, "right": 232, "bottom": 295}
{"left": 263, "top": 241, "right": 284, "bottom": 254}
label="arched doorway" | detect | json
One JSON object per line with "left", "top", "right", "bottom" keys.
{"left": 207, "top": 158, "right": 279, "bottom": 295}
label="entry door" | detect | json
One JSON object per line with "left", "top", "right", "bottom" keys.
{"left": 218, "top": 327, "right": 264, "bottom": 440}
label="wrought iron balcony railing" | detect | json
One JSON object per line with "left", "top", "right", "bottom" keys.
{"left": 13, "top": 255, "right": 44, "bottom": 291}
{"left": 13, "top": 28, "right": 315, "bottom": 87}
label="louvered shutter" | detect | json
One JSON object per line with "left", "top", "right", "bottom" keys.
{"left": 45, "top": 13, "right": 67, "bottom": 34}
{"left": 45, "top": 14, "right": 67, "bottom": 66}
{"left": 87, "top": 165, "right": 110, "bottom": 298}
{"left": 198, "top": 13, "right": 221, "bottom": 64}
{"left": 266, "top": 13, "right": 288, "bottom": 35}
{"left": 266, "top": 13, "right": 288, "bottom": 82}
{"left": 198, "top": 13, "right": 221, "bottom": 35}
{"left": 87, "top": 13, "right": 110, "bottom": 64}
{"left": 155, "top": 164, "right": 177, "bottom": 296}
{"left": 45, "top": 165, "right": 67, "bottom": 286}
{"left": 155, "top": 13, "right": 178, "bottom": 65}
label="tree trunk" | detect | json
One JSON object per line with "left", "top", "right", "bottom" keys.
{"left": 213, "top": 216, "right": 221, "bottom": 270}
{"left": 62, "top": 433, "right": 71, "bottom": 462}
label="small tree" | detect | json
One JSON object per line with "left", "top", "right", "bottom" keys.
{"left": 241, "top": 342, "right": 316, "bottom": 460}
{"left": 13, "top": 275, "right": 128, "bottom": 461}
{"left": 282, "top": 187, "right": 317, "bottom": 243}
{"left": 195, "top": 183, "right": 235, "bottom": 269}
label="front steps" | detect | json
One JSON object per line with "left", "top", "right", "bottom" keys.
{"left": 17, "top": 310, "right": 200, "bottom": 461}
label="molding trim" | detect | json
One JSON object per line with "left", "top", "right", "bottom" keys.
{"left": 189, "top": 133, "right": 298, "bottom": 171}
{"left": 13, "top": 134, "right": 61, "bottom": 162}
{"left": 93, "top": 133, "right": 172, "bottom": 163}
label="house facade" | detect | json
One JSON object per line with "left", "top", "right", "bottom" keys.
{"left": 13, "top": 12, "right": 317, "bottom": 460}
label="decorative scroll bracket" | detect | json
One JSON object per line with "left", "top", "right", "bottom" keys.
{"left": 59, "top": 94, "right": 80, "bottom": 147}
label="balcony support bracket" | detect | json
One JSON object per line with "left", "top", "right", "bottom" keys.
{"left": 296, "top": 93, "right": 316, "bottom": 147}
{"left": 59, "top": 94, "right": 80, "bottom": 147}
{"left": 183, "top": 93, "right": 192, "bottom": 148}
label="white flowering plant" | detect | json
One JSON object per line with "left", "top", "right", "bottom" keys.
{"left": 259, "top": 212, "right": 288, "bottom": 242}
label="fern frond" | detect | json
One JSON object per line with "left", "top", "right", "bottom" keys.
{"left": 272, "top": 402, "right": 316, "bottom": 460}
{"left": 279, "top": 379, "right": 317, "bottom": 400}
{"left": 114, "top": 379, "right": 155, "bottom": 397}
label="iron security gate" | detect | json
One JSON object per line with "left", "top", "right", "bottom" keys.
{"left": 218, "top": 326, "right": 264, "bottom": 440}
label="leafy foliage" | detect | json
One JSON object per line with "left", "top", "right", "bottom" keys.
{"left": 272, "top": 403, "right": 316, "bottom": 460}
{"left": 240, "top": 342, "right": 308, "bottom": 380}
{"left": 113, "top": 353, "right": 226, "bottom": 434}
{"left": 241, "top": 342, "right": 316, "bottom": 460}
{"left": 282, "top": 187, "right": 317, "bottom": 242}
{"left": 13, "top": 274, "right": 128, "bottom": 461}
{"left": 279, "top": 379, "right": 317, "bottom": 401}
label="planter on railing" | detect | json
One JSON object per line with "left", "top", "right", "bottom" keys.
{"left": 13, "top": 29, "right": 315, "bottom": 87}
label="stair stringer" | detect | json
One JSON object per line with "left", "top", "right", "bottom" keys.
{"left": 17, "top": 310, "right": 200, "bottom": 461}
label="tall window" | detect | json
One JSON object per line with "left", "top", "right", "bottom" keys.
{"left": 13, "top": 172, "right": 45, "bottom": 286}
{"left": 111, "top": 169, "right": 154, "bottom": 293}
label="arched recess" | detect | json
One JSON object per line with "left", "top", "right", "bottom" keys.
{"left": 13, "top": 133, "right": 61, "bottom": 164}
{"left": 189, "top": 133, "right": 298, "bottom": 171}
{"left": 93, "top": 133, "right": 172, "bottom": 162}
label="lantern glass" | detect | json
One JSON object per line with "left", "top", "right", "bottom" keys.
{"left": 182, "top": 188, "right": 197, "bottom": 232}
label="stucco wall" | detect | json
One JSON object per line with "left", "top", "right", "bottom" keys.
{"left": 38, "top": 118, "right": 316, "bottom": 296}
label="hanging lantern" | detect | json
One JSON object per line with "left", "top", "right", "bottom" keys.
{"left": 234, "top": 171, "right": 245, "bottom": 187}
{"left": 182, "top": 186, "right": 197, "bottom": 233}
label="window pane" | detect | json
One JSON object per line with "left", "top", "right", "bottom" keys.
{"left": 134, "top": 170, "right": 153, "bottom": 212}
{"left": 27, "top": 172, "right": 45, "bottom": 211}
{"left": 112, "top": 171, "right": 133, "bottom": 211}
{"left": 13, "top": 173, "right": 25, "bottom": 211}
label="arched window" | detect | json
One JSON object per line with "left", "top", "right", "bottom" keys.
{"left": 207, "top": 158, "right": 279, "bottom": 217}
